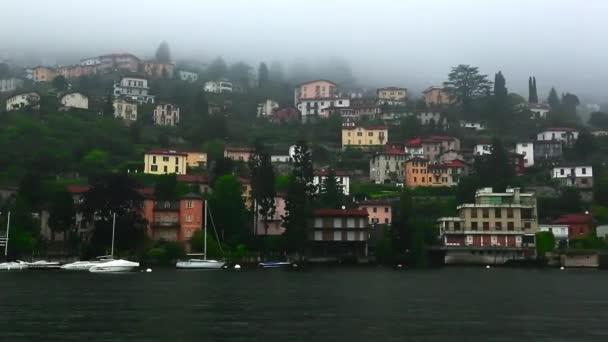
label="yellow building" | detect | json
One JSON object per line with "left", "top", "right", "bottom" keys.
{"left": 144, "top": 149, "right": 188, "bottom": 175}
{"left": 186, "top": 151, "right": 208, "bottom": 169}
{"left": 342, "top": 125, "right": 388, "bottom": 148}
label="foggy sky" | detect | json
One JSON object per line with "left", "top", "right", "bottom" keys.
{"left": 1, "top": 0, "right": 607, "bottom": 103}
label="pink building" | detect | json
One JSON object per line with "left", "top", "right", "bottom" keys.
{"left": 142, "top": 193, "right": 204, "bottom": 247}
{"left": 294, "top": 79, "right": 337, "bottom": 105}
{"left": 224, "top": 146, "right": 254, "bottom": 161}
{"left": 358, "top": 200, "right": 392, "bottom": 225}
{"left": 98, "top": 53, "right": 140, "bottom": 73}
{"left": 422, "top": 86, "right": 452, "bottom": 106}
{"left": 255, "top": 194, "right": 287, "bottom": 235}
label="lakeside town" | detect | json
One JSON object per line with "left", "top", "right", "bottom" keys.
{"left": 2, "top": 42, "right": 608, "bottom": 269}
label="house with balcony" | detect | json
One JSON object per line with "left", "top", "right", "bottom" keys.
{"left": 113, "top": 98, "right": 138, "bottom": 123}
{"left": 204, "top": 80, "right": 233, "bottom": 93}
{"left": 358, "top": 200, "right": 392, "bottom": 226}
{"left": 551, "top": 165, "right": 593, "bottom": 189}
{"left": 369, "top": 147, "right": 408, "bottom": 184}
{"left": 153, "top": 103, "right": 180, "bottom": 126}
{"left": 552, "top": 213, "right": 593, "bottom": 239}
{"left": 528, "top": 103, "right": 550, "bottom": 119}
{"left": 377, "top": 87, "right": 407, "bottom": 106}
{"left": 60, "top": 92, "right": 89, "bottom": 110}
{"left": 113, "top": 76, "right": 155, "bottom": 104}
{"left": 144, "top": 149, "right": 188, "bottom": 175}
{"left": 404, "top": 157, "right": 467, "bottom": 188}
{"left": 417, "top": 136, "right": 460, "bottom": 161}
{"left": 294, "top": 79, "right": 337, "bottom": 105}
{"left": 537, "top": 127, "right": 579, "bottom": 146}
{"left": 185, "top": 151, "right": 208, "bottom": 170}
{"left": 313, "top": 169, "right": 350, "bottom": 195}
{"left": 516, "top": 142, "right": 534, "bottom": 168}
{"left": 438, "top": 187, "right": 538, "bottom": 264}
{"left": 309, "top": 209, "right": 370, "bottom": 261}
{"left": 178, "top": 70, "right": 199, "bottom": 83}
{"left": 224, "top": 146, "right": 254, "bottom": 162}
{"left": 142, "top": 193, "right": 203, "bottom": 246}
{"left": 533, "top": 140, "right": 563, "bottom": 165}
{"left": 5, "top": 92, "right": 40, "bottom": 111}
{"left": 341, "top": 124, "right": 388, "bottom": 149}
{"left": 298, "top": 97, "right": 350, "bottom": 121}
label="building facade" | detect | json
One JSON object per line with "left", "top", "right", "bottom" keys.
{"left": 537, "top": 127, "right": 579, "bottom": 145}
{"left": 377, "top": 87, "right": 407, "bottom": 105}
{"left": 153, "top": 103, "right": 180, "bottom": 126}
{"left": 144, "top": 149, "right": 188, "bottom": 175}
{"left": 224, "top": 146, "right": 254, "bottom": 161}
{"left": 113, "top": 98, "right": 138, "bottom": 122}
{"left": 404, "top": 158, "right": 467, "bottom": 187}
{"left": 534, "top": 141, "right": 563, "bottom": 164}
{"left": 142, "top": 193, "right": 203, "bottom": 244}
{"left": 5, "top": 92, "right": 40, "bottom": 111}
{"left": 551, "top": 165, "right": 593, "bottom": 189}
{"left": 313, "top": 169, "right": 350, "bottom": 195}
{"left": 255, "top": 194, "right": 287, "bottom": 236}
{"left": 32, "top": 66, "right": 56, "bottom": 82}
{"left": 0, "top": 78, "right": 23, "bottom": 93}
{"left": 516, "top": 142, "right": 535, "bottom": 168}
{"left": 298, "top": 97, "right": 350, "bottom": 119}
{"left": 369, "top": 148, "right": 408, "bottom": 184}
{"left": 552, "top": 213, "right": 593, "bottom": 239}
{"left": 358, "top": 200, "right": 392, "bottom": 225}
{"left": 309, "top": 209, "right": 369, "bottom": 260}
{"left": 60, "top": 92, "right": 89, "bottom": 110}
{"left": 98, "top": 53, "right": 140, "bottom": 73}
{"left": 113, "top": 76, "right": 155, "bottom": 104}
{"left": 422, "top": 86, "right": 452, "bottom": 106}
{"left": 257, "top": 99, "right": 279, "bottom": 117}
{"left": 294, "top": 80, "right": 337, "bottom": 104}
{"left": 185, "top": 151, "right": 208, "bottom": 169}
{"left": 142, "top": 61, "right": 175, "bottom": 78}
{"left": 204, "top": 80, "right": 233, "bottom": 93}
{"left": 341, "top": 125, "right": 388, "bottom": 148}
{"left": 178, "top": 70, "right": 199, "bottom": 83}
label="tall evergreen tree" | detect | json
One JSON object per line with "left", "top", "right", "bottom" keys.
{"left": 269, "top": 61, "right": 284, "bottom": 83}
{"left": 531, "top": 77, "right": 538, "bottom": 103}
{"left": 547, "top": 87, "right": 560, "bottom": 110}
{"left": 258, "top": 62, "right": 269, "bottom": 87}
{"left": 249, "top": 141, "right": 276, "bottom": 235}
{"left": 443, "top": 64, "right": 492, "bottom": 113}
{"left": 494, "top": 71, "right": 508, "bottom": 99}
{"left": 474, "top": 138, "right": 514, "bottom": 192}
{"left": 155, "top": 41, "right": 171, "bottom": 63}
{"left": 206, "top": 57, "right": 228, "bottom": 80}
{"left": 318, "top": 168, "right": 343, "bottom": 209}
{"left": 491, "top": 71, "right": 509, "bottom": 128}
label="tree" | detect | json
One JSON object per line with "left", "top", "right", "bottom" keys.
{"left": 390, "top": 189, "right": 414, "bottom": 257}
{"left": 572, "top": 129, "right": 596, "bottom": 160}
{"left": 528, "top": 76, "right": 538, "bottom": 103}
{"left": 81, "top": 149, "right": 109, "bottom": 177}
{"left": 209, "top": 174, "right": 249, "bottom": 246}
{"left": 269, "top": 61, "right": 284, "bottom": 83}
{"left": 547, "top": 87, "right": 560, "bottom": 110}
{"left": 561, "top": 93, "right": 580, "bottom": 117}
{"left": 589, "top": 111, "right": 608, "bottom": 129}
{"left": 52, "top": 75, "right": 68, "bottom": 91}
{"left": 443, "top": 64, "right": 492, "bottom": 112}
{"left": 249, "top": 141, "right": 276, "bottom": 235}
{"left": 155, "top": 41, "right": 171, "bottom": 63}
{"left": 206, "top": 57, "right": 228, "bottom": 80}
{"left": 494, "top": 71, "right": 508, "bottom": 99}
{"left": 535, "top": 231, "right": 555, "bottom": 258}
{"left": 492, "top": 71, "right": 509, "bottom": 128}
{"left": 154, "top": 174, "right": 179, "bottom": 201}
{"left": 103, "top": 93, "right": 114, "bottom": 117}
{"left": 258, "top": 62, "right": 269, "bottom": 87}
{"left": 47, "top": 188, "right": 76, "bottom": 241}
{"left": 318, "top": 168, "right": 343, "bottom": 209}
{"left": 474, "top": 138, "right": 514, "bottom": 192}
{"left": 228, "top": 62, "right": 253, "bottom": 88}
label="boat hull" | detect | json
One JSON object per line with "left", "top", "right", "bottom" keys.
{"left": 176, "top": 260, "right": 225, "bottom": 269}
{"left": 258, "top": 262, "right": 292, "bottom": 268}
{"left": 89, "top": 260, "right": 139, "bottom": 273}
{"left": 0, "top": 262, "right": 29, "bottom": 270}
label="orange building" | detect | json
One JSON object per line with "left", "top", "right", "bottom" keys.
{"left": 422, "top": 86, "right": 452, "bottom": 106}
{"left": 32, "top": 66, "right": 57, "bottom": 82}
{"left": 143, "top": 61, "right": 175, "bottom": 78}
{"left": 142, "top": 192, "right": 204, "bottom": 246}
{"left": 405, "top": 158, "right": 467, "bottom": 188}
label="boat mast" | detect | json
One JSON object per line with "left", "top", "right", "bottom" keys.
{"left": 4, "top": 211, "right": 10, "bottom": 257}
{"left": 204, "top": 200, "right": 207, "bottom": 259}
{"left": 111, "top": 212, "right": 116, "bottom": 258}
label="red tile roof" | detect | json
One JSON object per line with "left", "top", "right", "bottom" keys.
{"left": 553, "top": 214, "right": 592, "bottom": 224}
{"left": 225, "top": 146, "right": 254, "bottom": 153}
{"left": 176, "top": 174, "right": 209, "bottom": 183}
{"left": 146, "top": 149, "right": 188, "bottom": 156}
{"left": 444, "top": 159, "right": 467, "bottom": 168}
{"left": 382, "top": 147, "right": 406, "bottom": 155}
{"left": 314, "top": 209, "right": 368, "bottom": 217}
{"left": 405, "top": 138, "right": 423, "bottom": 147}
{"left": 314, "top": 169, "right": 349, "bottom": 177}
{"left": 66, "top": 184, "right": 91, "bottom": 194}
{"left": 342, "top": 125, "right": 387, "bottom": 130}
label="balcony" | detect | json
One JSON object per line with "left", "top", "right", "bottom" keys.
{"left": 152, "top": 221, "right": 180, "bottom": 229}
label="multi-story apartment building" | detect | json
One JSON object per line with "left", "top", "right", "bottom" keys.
{"left": 358, "top": 200, "right": 393, "bottom": 225}
{"left": 113, "top": 98, "right": 138, "bottom": 123}
{"left": 56, "top": 64, "right": 97, "bottom": 79}
{"left": 0, "top": 78, "right": 23, "bottom": 93}
{"left": 537, "top": 127, "right": 579, "bottom": 145}
{"left": 551, "top": 165, "right": 593, "bottom": 189}
{"left": 257, "top": 99, "right": 279, "bottom": 117}
{"left": 204, "top": 80, "right": 233, "bottom": 93}
{"left": 417, "top": 136, "right": 460, "bottom": 161}
{"left": 298, "top": 97, "right": 350, "bottom": 120}
{"left": 153, "top": 103, "right": 180, "bottom": 126}
{"left": 98, "top": 53, "right": 140, "bottom": 73}
{"left": 422, "top": 86, "right": 452, "bottom": 106}
{"left": 341, "top": 125, "right": 388, "bottom": 148}
{"left": 113, "top": 76, "right": 155, "bottom": 104}
{"left": 224, "top": 146, "right": 254, "bottom": 161}
{"left": 404, "top": 158, "right": 467, "bottom": 187}
{"left": 142, "top": 193, "right": 203, "bottom": 244}
{"left": 313, "top": 169, "right": 350, "bottom": 196}
{"left": 516, "top": 142, "right": 535, "bottom": 168}
{"left": 144, "top": 149, "right": 188, "bottom": 175}
{"left": 60, "top": 92, "right": 89, "bottom": 110}
{"left": 178, "top": 70, "right": 199, "bottom": 83}
{"left": 5, "top": 92, "right": 40, "bottom": 111}
{"left": 309, "top": 209, "right": 370, "bottom": 260}
{"left": 377, "top": 87, "right": 408, "bottom": 105}
{"left": 142, "top": 61, "right": 175, "bottom": 78}
{"left": 32, "top": 66, "right": 56, "bottom": 82}
{"left": 533, "top": 140, "right": 563, "bottom": 164}
{"left": 185, "top": 151, "right": 208, "bottom": 169}
{"left": 294, "top": 79, "right": 337, "bottom": 104}
{"left": 438, "top": 187, "right": 538, "bottom": 264}
{"left": 369, "top": 148, "right": 408, "bottom": 184}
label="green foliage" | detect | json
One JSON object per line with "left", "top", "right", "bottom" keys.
{"left": 47, "top": 188, "right": 76, "bottom": 235}
{"left": 190, "top": 229, "right": 226, "bottom": 259}
{"left": 443, "top": 64, "right": 492, "bottom": 113}
{"left": 537, "top": 187, "right": 582, "bottom": 220}
{"left": 154, "top": 174, "right": 179, "bottom": 200}
{"left": 258, "top": 62, "right": 269, "bottom": 87}
{"left": 52, "top": 75, "right": 68, "bottom": 92}
{"left": 473, "top": 138, "right": 514, "bottom": 192}
{"left": 548, "top": 87, "right": 560, "bottom": 110}
{"left": 206, "top": 57, "right": 228, "bottom": 80}
{"left": 209, "top": 174, "right": 249, "bottom": 246}
{"left": 155, "top": 41, "right": 171, "bottom": 63}
{"left": 589, "top": 111, "right": 608, "bottom": 129}
{"left": 570, "top": 129, "right": 596, "bottom": 161}
{"left": 249, "top": 141, "right": 277, "bottom": 233}
{"left": 318, "top": 168, "right": 343, "bottom": 209}
{"left": 145, "top": 240, "right": 186, "bottom": 265}
{"left": 528, "top": 76, "right": 538, "bottom": 103}
{"left": 535, "top": 231, "right": 555, "bottom": 258}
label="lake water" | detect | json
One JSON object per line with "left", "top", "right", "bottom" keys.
{"left": 1, "top": 267, "right": 607, "bottom": 341}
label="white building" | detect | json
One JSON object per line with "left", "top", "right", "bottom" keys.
{"left": 113, "top": 76, "right": 155, "bottom": 104}
{"left": 313, "top": 169, "right": 350, "bottom": 196}
{"left": 416, "top": 111, "right": 444, "bottom": 125}
{"left": 5, "top": 92, "right": 40, "bottom": 111}
{"left": 153, "top": 103, "right": 180, "bottom": 126}
{"left": 60, "top": 92, "right": 89, "bottom": 110}
{"left": 474, "top": 143, "right": 492, "bottom": 156}
{"left": 537, "top": 127, "right": 579, "bottom": 144}
{"left": 297, "top": 97, "right": 350, "bottom": 119}
{"left": 516, "top": 142, "right": 534, "bottom": 168}
{"left": 79, "top": 57, "right": 101, "bottom": 66}
{"left": 113, "top": 98, "right": 138, "bottom": 123}
{"left": 257, "top": 99, "right": 279, "bottom": 117}
{"left": 271, "top": 155, "right": 291, "bottom": 163}
{"left": 539, "top": 224, "right": 569, "bottom": 245}
{"left": 551, "top": 165, "right": 593, "bottom": 189}
{"left": 460, "top": 121, "right": 486, "bottom": 131}
{"left": 179, "top": 70, "right": 199, "bottom": 83}
{"left": 204, "top": 80, "right": 232, "bottom": 93}
{"left": 528, "top": 103, "right": 550, "bottom": 119}
{"left": 0, "top": 78, "right": 23, "bottom": 93}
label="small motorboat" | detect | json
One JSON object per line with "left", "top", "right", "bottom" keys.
{"left": 89, "top": 259, "right": 139, "bottom": 273}
{"left": 61, "top": 257, "right": 113, "bottom": 271}
{"left": 258, "top": 261, "right": 293, "bottom": 268}
{"left": 0, "top": 261, "right": 29, "bottom": 270}
{"left": 176, "top": 258, "right": 225, "bottom": 269}
{"left": 25, "top": 260, "right": 61, "bottom": 269}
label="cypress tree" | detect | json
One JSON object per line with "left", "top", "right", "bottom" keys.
{"left": 532, "top": 77, "right": 538, "bottom": 103}
{"left": 548, "top": 87, "right": 560, "bottom": 110}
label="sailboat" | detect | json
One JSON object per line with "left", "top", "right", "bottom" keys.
{"left": 176, "top": 201, "right": 225, "bottom": 269}
{"left": 88, "top": 213, "right": 139, "bottom": 273}
{"left": 0, "top": 212, "right": 28, "bottom": 271}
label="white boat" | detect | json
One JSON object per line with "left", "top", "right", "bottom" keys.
{"left": 0, "top": 261, "right": 28, "bottom": 270}
{"left": 176, "top": 258, "right": 225, "bottom": 269}
{"left": 176, "top": 201, "right": 226, "bottom": 270}
{"left": 258, "top": 261, "right": 292, "bottom": 268}
{"left": 25, "top": 260, "right": 61, "bottom": 269}
{"left": 89, "top": 259, "right": 139, "bottom": 273}
{"left": 61, "top": 256, "right": 113, "bottom": 271}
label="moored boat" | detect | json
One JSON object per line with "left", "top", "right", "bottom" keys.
{"left": 258, "top": 261, "right": 293, "bottom": 268}
{"left": 89, "top": 259, "right": 139, "bottom": 273}
{"left": 25, "top": 260, "right": 61, "bottom": 269}
{"left": 176, "top": 258, "right": 225, "bottom": 269}
{"left": 0, "top": 261, "right": 29, "bottom": 270}
{"left": 61, "top": 256, "right": 113, "bottom": 271}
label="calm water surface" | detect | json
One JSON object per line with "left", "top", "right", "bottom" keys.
{"left": 1, "top": 267, "right": 607, "bottom": 341}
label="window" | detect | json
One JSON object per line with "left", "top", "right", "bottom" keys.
{"left": 163, "top": 156, "right": 169, "bottom": 162}
{"left": 582, "top": 167, "right": 586, "bottom": 175}
{"left": 524, "top": 222, "right": 531, "bottom": 229}
{"left": 357, "top": 132, "right": 363, "bottom": 137}
{"left": 163, "top": 166, "right": 168, "bottom": 173}
{"left": 582, "top": 178, "right": 588, "bottom": 185}
{"left": 507, "top": 208, "right": 513, "bottom": 218}
{"left": 496, "top": 222, "right": 502, "bottom": 230}
{"left": 151, "top": 165, "right": 158, "bottom": 172}
{"left": 175, "top": 166, "right": 179, "bottom": 173}
{"left": 560, "top": 168, "right": 564, "bottom": 175}
{"left": 372, "top": 207, "right": 377, "bottom": 213}
{"left": 482, "top": 209, "right": 489, "bottom": 218}
{"left": 187, "top": 200, "right": 193, "bottom": 208}
{"left": 471, "top": 209, "right": 478, "bottom": 218}
{"left": 483, "top": 222, "right": 489, "bottom": 230}
{"left": 164, "top": 201, "right": 170, "bottom": 209}
{"left": 186, "top": 215, "right": 193, "bottom": 223}
{"left": 384, "top": 207, "right": 389, "bottom": 213}
{"left": 384, "top": 218, "right": 389, "bottom": 224}
{"left": 507, "top": 222, "right": 514, "bottom": 231}
{"left": 495, "top": 208, "right": 501, "bottom": 218}
{"left": 471, "top": 222, "right": 478, "bottom": 230}
{"left": 454, "top": 222, "right": 461, "bottom": 231}
{"left": 152, "top": 156, "right": 157, "bottom": 163}
{"left": 368, "top": 132, "right": 373, "bottom": 137}
{"left": 175, "top": 157, "right": 179, "bottom": 164}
